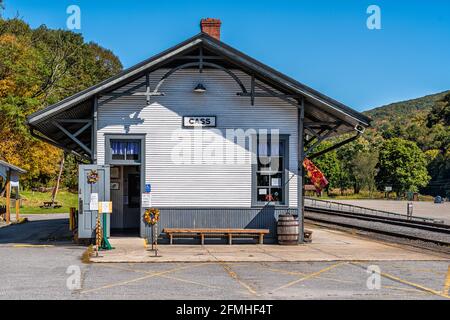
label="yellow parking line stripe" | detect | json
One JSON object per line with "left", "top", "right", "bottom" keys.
{"left": 350, "top": 262, "right": 450, "bottom": 299}
{"left": 380, "top": 271, "right": 449, "bottom": 299}
{"left": 383, "top": 285, "right": 428, "bottom": 294}
{"left": 13, "top": 244, "right": 54, "bottom": 248}
{"left": 81, "top": 262, "right": 212, "bottom": 294}
{"left": 442, "top": 266, "right": 450, "bottom": 295}
{"left": 159, "top": 274, "right": 222, "bottom": 289}
{"left": 98, "top": 263, "right": 220, "bottom": 289}
{"left": 222, "top": 263, "right": 257, "bottom": 296}
{"left": 260, "top": 265, "right": 352, "bottom": 284}
{"left": 271, "top": 262, "right": 347, "bottom": 293}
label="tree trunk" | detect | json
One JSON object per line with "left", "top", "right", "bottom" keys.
{"left": 51, "top": 153, "right": 65, "bottom": 205}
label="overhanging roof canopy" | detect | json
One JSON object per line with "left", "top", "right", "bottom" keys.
{"left": 27, "top": 32, "right": 371, "bottom": 160}
{"left": 0, "top": 160, "right": 27, "bottom": 176}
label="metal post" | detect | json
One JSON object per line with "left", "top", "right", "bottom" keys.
{"left": 15, "top": 187, "right": 20, "bottom": 221}
{"left": 297, "top": 97, "right": 305, "bottom": 243}
{"left": 407, "top": 202, "right": 413, "bottom": 220}
{"left": 92, "top": 96, "right": 98, "bottom": 164}
{"left": 5, "top": 170, "right": 10, "bottom": 224}
{"left": 101, "top": 212, "right": 112, "bottom": 250}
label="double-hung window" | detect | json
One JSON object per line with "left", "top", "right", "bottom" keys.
{"left": 254, "top": 134, "right": 288, "bottom": 206}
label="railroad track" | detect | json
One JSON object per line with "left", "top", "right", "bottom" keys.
{"left": 305, "top": 206, "right": 450, "bottom": 247}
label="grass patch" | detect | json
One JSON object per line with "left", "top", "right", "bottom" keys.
{"left": 0, "top": 190, "right": 78, "bottom": 214}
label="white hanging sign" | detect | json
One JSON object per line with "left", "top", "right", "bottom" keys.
{"left": 142, "top": 193, "right": 152, "bottom": 208}
{"left": 89, "top": 193, "right": 99, "bottom": 210}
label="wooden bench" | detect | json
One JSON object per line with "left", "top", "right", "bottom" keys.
{"left": 163, "top": 228, "right": 270, "bottom": 245}
{"left": 40, "top": 201, "right": 62, "bottom": 209}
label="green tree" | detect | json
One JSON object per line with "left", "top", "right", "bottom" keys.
{"left": 351, "top": 151, "right": 379, "bottom": 196}
{"left": 336, "top": 135, "right": 372, "bottom": 194}
{"left": 422, "top": 150, "right": 450, "bottom": 198}
{"left": 375, "top": 138, "right": 430, "bottom": 196}
{"left": 312, "top": 141, "right": 342, "bottom": 195}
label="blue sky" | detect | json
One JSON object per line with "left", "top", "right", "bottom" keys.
{"left": 3, "top": 0, "right": 450, "bottom": 111}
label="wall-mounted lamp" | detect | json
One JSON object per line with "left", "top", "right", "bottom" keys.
{"left": 193, "top": 83, "right": 206, "bottom": 93}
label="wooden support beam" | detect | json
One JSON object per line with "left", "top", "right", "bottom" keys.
{"left": 73, "top": 122, "right": 92, "bottom": 138}
{"left": 304, "top": 122, "right": 342, "bottom": 156}
{"left": 30, "top": 129, "right": 90, "bottom": 161}
{"left": 56, "top": 119, "right": 92, "bottom": 124}
{"left": 93, "top": 96, "right": 98, "bottom": 163}
{"left": 53, "top": 122, "right": 92, "bottom": 156}
{"left": 250, "top": 74, "right": 255, "bottom": 106}
{"left": 5, "top": 170, "right": 10, "bottom": 224}
{"left": 304, "top": 121, "right": 340, "bottom": 127}
{"left": 297, "top": 97, "right": 305, "bottom": 244}
{"left": 309, "top": 132, "right": 361, "bottom": 160}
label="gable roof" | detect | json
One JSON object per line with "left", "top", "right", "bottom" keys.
{"left": 27, "top": 32, "right": 371, "bottom": 127}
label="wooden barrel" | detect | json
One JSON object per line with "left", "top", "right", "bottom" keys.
{"left": 277, "top": 214, "right": 299, "bottom": 245}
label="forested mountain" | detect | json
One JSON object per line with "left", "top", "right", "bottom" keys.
{"left": 364, "top": 90, "right": 450, "bottom": 129}
{"left": 313, "top": 90, "right": 449, "bottom": 198}
{"left": 361, "top": 91, "right": 450, "bottom": 197}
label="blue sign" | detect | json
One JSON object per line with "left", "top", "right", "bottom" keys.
{"left": 145, "top": 184, "right": 151, "bottom": 193}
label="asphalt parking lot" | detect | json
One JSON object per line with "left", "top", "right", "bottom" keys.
{"left": 0, "top": 215, "right": 449, "bottom": 300}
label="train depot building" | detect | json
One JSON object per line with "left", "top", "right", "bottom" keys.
{"left": 27, "top": 19, "right": 370, "bottom": 243}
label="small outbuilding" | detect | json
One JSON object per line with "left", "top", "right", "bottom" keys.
{"left": 0, "top": 160, "right": 27, "bottom": 223}
{"left": 27, "top": 19, "right": 370, "bottom": 243}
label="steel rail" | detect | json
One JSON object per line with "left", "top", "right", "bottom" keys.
{"left": 305, "top": 197, "right": 444, "bottom": 224}
{"left": 305, "top": 207, "right": 450, "bottom": 247}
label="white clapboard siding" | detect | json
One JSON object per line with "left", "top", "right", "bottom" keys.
{"left": 97, "top": 69, "right": 298, "bottom": 207}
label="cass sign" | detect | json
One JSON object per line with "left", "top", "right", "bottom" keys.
{"left": 183, "top": 116, "right": 216, "bottom": 128}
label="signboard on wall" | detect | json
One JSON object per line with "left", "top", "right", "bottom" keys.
{"left": 183, "top": 116, "right": 216, "bottom": 128}
{"left": 142, "top": 193, "right": 152, "bottom": 208}
{"left": 98, "top": 202, "right": 112, "bottom": 214}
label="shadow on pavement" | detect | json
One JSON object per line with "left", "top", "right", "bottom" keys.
{"left": 0, "top": 217, "right": 74, "bottom": 245}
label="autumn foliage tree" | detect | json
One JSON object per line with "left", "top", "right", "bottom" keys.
{"left": 0, "top": 17, "right": 122, "bottom": 188}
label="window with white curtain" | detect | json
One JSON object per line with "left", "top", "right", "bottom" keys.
{"left": 110, "top": 140, "right": 140, "bottom": 161}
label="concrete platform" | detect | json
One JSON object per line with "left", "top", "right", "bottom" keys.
{"left": 90, "top": 226, "right": 450, "bottom": 263}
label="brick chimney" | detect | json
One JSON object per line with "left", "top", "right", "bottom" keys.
{"left": 200, "top": 18, "right": 222, "bottom": 40}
